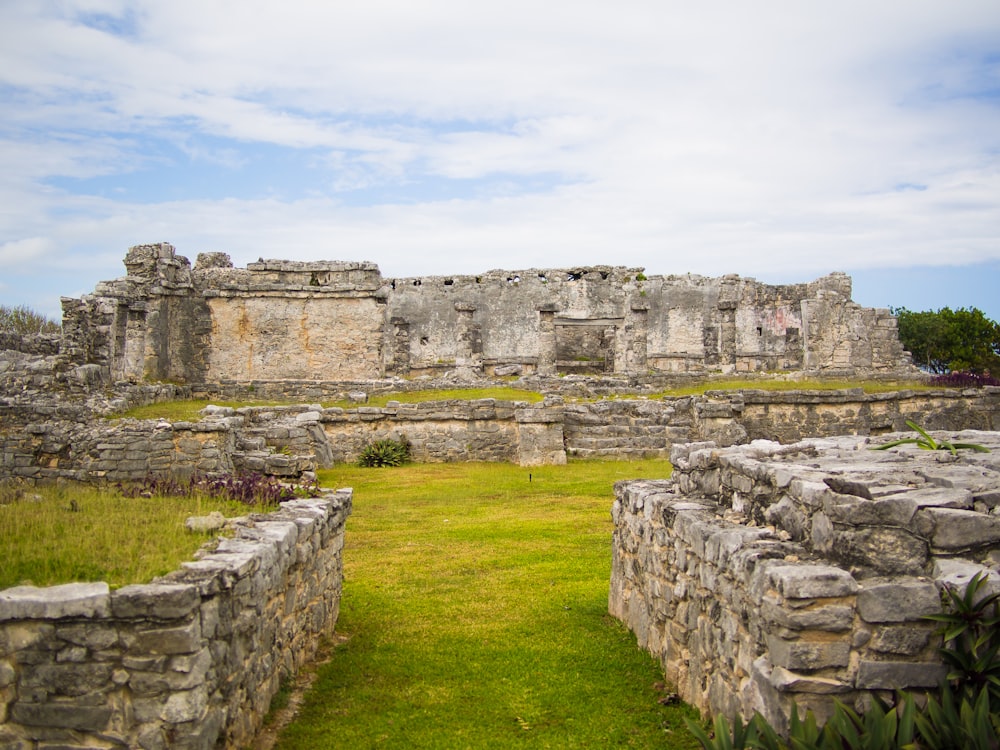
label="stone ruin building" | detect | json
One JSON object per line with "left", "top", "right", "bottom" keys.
{"left": 2, "top": 243, "right": 998, "bottom": 747}
{"left": 59, "top": 242, "right": 911, "bottom": 387}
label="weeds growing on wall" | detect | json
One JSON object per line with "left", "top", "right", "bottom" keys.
{"left": 930, "top": 371, "right": 1000, "bottom": 388}
{"left": 925, "top": 571, "right": 1000, "bottom": 711}
{"left": 116, "top": 471, "right": 320, "bottom": 506}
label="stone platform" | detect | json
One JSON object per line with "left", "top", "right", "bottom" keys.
{"left": 610, "top": 430, "right": 1000, "bottom": 730}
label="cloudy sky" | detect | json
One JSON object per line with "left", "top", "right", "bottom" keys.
{"left": 1, "top": 1, "right": 998, "bottom": 322}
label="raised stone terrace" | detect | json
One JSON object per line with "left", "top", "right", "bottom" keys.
{"left": 610, "top": 429, "right": 1000, "bottom": 731}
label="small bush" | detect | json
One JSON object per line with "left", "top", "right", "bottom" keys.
{"left": 925, "top": 571, "right": 1000, "bottom": 711}
{"left": 0, "top": 304, "right": 60, "bottom": 335}
{"left": 117, "top": 472, "right": 320, "bottom": 507}
{"left": 357, "top": 437, "right": 411, "bottom": 467}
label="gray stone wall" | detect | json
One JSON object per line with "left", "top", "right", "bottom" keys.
{"left": 315, "top": 398, "right": 566, "bottom": 466}
{"left": 0, "top": 489, "right": 352, "bottom": 749}
{"left": 610, "top": 434, "right": 1000, "bottom": 731}
{"left": 3, "top": 390, "right": 999, "bottom": 484}
{"left": 58, "top": 243, "right": 914, "bottom": 386}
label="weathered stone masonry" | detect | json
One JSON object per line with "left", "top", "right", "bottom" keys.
{"left": 60, "top": 243, "right": 912, "bottom": 385}
{"left": 0, "top": 387, "right": 991, "bottom": 488}
{"left": 2, "top": 388, "right": 998, "bottom": 484}
{"left": 0, "top": 490, "right": 351, "bottom": 750}
{"left": 610, "top": 434, "right": 1000, "bottom": 731}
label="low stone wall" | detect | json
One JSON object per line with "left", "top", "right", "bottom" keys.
{"left": 3, "top": 389, "right": 1000, "bottom": 484}
{"left": 0, "top": 334, "right": 60, "bottom": 357}
{"left": 563, "top": 399, "right": 697, "bottom": 459}
{"left": 1, "top": 399, "right": 566, "bottom": 485}
{"left": 0, "top": 489, "right": 352, "bottom": 749}
{"left": 0, "top": 420, "right": 243, "bottom": 485}
{"left": 314, "top": 398, "right": 566, "bottom": 466}
{"left": 710, "top": 387, "right": 1000, "bottom": 443}
{"left": 610, "top": 433, "right": 1000, "bottom": 731}
{"left": 564, "top": 387, "right": 1000, "bottom": 459}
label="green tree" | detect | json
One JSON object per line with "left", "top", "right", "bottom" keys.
{"left": 893, "top": 306, "right": 1000, "bottom": 375}
{"left": 0, "top": 304, "right": 60, "bottom": 335}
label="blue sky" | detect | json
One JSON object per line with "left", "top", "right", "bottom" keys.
{"left": 1, "top": 1, "right": 998, "bottom": 323}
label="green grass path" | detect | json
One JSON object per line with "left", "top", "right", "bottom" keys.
{"left": 275, "top": 461, "right": 700, "bottom": 749}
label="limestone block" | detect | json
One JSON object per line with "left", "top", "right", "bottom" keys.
{"left": 126, "top": 619, "right": 201, "bottom": 655}
{"left": 160, "top": 685, "right": 209, "bottom": 724}
{"left": 903, "top": 486, "right": 974, "bottom": 510}
{"left": 931, "top": 558, "right": 1000, "bottom": 603}
{"left": 112, "top": 583, "right": 201, "bottom": 620}
{"left": 0, "top": 583, "right": 111, "bottom": 621}
{"left": 856, "top": 579, "right": 940, "bottom": 623}
{"left": 855, "top": 660, "right": 947, "bottom": 689}
{"left": 9, "top": 702, "right": 112, "bottom": 731}
{"left": 868, "top": 625, "right": 932, "bottom": 656}
{"left": 54, "top": 623, "right": 118, "bottom": 651}
{"left": 824, "top": 495, "right": 918, "bottom": 527}
{"left": 764, "top": 496, "right": 808, "bottom": 541}
{"left": 922, "top": 507, "right": 1000, "bottom": 551}
{"left": 769, "top": 666, "right": 852, "bottom": 694}
{"left": 766, "top": 634, "right": 851, "bottom": 670}
{"left": 760, "top": 598, "right": 854, "bottom": 632}
{"left": 825, "top": 525, "right": 929, "bottom": 575}
{"left": 18, "top": 664, "right": 108, "bottom": 707}
{"left": 760, "top": 564, "right": 857, "bottom": 600}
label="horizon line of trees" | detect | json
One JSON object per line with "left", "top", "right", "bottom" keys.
{"left": 892, "top": 306, "right": 1000, "bottom": 376}
{"left": 0, "top": 304, "right": 60, "bottom": 336}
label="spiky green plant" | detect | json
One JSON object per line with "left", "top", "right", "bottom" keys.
{"left": 356, "top": 437, "right": 411, "bottom": 467}
{"left": 872, "top": 420, "right": 990, "bottom": 455}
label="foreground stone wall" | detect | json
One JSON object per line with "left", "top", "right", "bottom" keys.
{"left": 610, "top": 434, "right": 1000, "bottom": 731}
{"left": 60, "top": 243, "right": 914, "bottom": 386}
{"left": 0, "top": 490, "right": 351, "bottom": 749}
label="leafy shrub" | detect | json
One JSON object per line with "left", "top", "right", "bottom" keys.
{"left": 117, "top": 472, "right": 320, "bottom": 507}
{"left": 0, "top": 304, "right": 60, "bottom": 335}
{"left": 930, "top": 371, "right": 1000, "bottom": 388}
{"left": 357, "top": 437, "right": 411, "bottom": 467}
{"left": 925, "top": 571, "right": 1000, "bottom": 711}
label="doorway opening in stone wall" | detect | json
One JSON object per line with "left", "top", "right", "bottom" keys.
{"left": 555, "top": 318, "right": 619, "bottom": 375}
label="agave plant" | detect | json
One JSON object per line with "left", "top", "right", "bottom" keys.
{"left": 357, "top": 437, "right": 411, "bottom": 467}
{"left": 872, "top": 420, "right": 990, "bottom": 455}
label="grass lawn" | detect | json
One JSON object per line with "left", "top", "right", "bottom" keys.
{"left": 0, "top": 486, "right": 249, "bottom": 589}
{"left": 274, "top": 460, "right": 701, "bottom": 749}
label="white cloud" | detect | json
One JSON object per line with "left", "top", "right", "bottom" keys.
{"left": 0, "top": 0, "right": 997, "bottom": 317}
